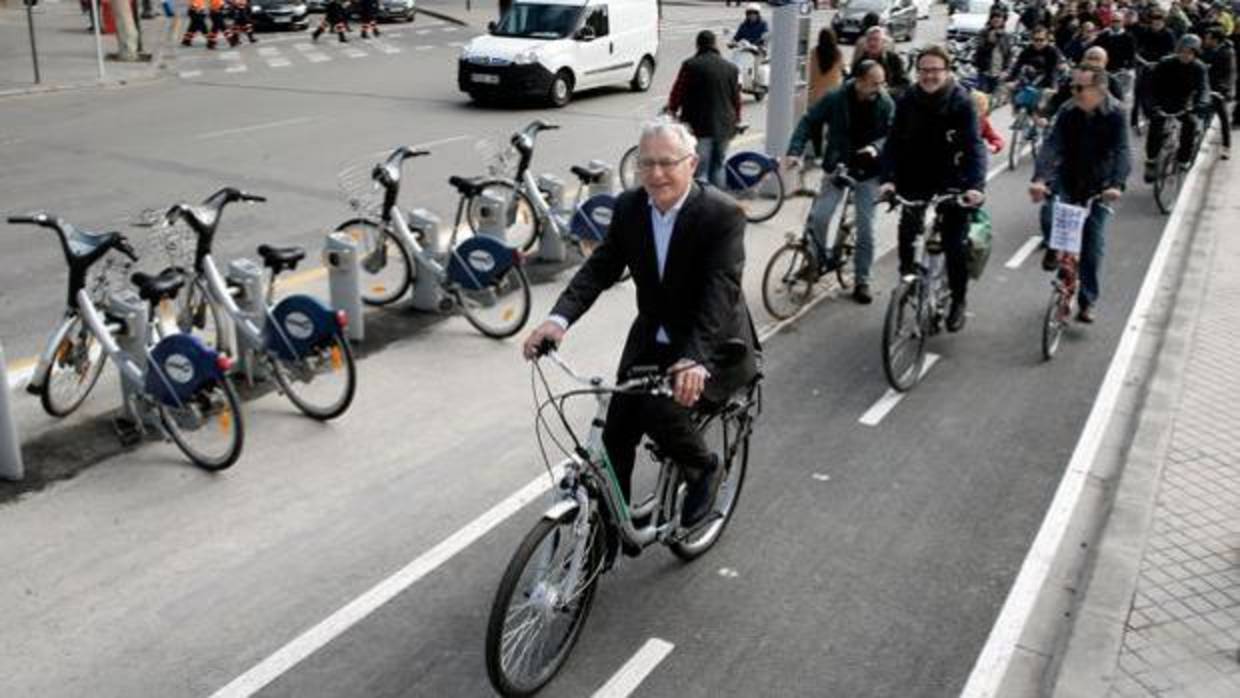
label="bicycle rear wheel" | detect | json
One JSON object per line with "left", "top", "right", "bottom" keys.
{"left": 337, "top": 220, "right": 413, "bottom": 306}
{"left": 1042, "top": 287, "right": 1067, "bottom": 361}
{"left": 159, "top": 379, "right": 244, "bottom": 471}
{"left": 618, "top": 145, "right": 639, "bottom": 190}
{"left": 270, "top": 332, "right": 357, "bottom": 420}
{"left": 465, "top": 180, "right": 540, "bottom": 253}
{"left": 730, "top": 167, "right": 784, "bottom": 223}
{"left": 486, "top": 507, "right": 604, "bottom": 697}
{"left": 761, "top": 242, "right": 815, "bottom": 320}
{"left": 457, "top": 265, "right": 532, "bottom": 339}
{"left": 833, "top": 219, "right": 857, "bottom": 291}
{"left": 1153, "top": 152, "right": 1183, "bottom": 215}
{"left": 176, "top": 279, "right": 226, "bottom": 352}
{"left": 40, "top": 314, "right": 108, "bottom": 418}
{"left": 882, "top": 279, "right": 927, "bottom": 392}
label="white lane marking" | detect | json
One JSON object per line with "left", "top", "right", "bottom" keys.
{"left": 179, "top": 70, "right": 203, "bottom": 78}
{"left": 343, "top": 48, "right": 367, "bottom": 58}
{"left": 267, "top": 57, "right": 293, "bottom": 68}
{"left": 305, "top": 52, "right": 331, "bottom": 63}
{"left": 207, "top": 466, "right": 564, "bottom": 698}
{"left": 293, "top": 42, "right": 315, "bottom": 52}
{"left": 6, "top": 364, "right": 34, "bottom": 392}
{"left": 447, "top": 41, "right": 465, "bottom": 47}
{"left": 374, "top": 42, "right": 401, "bottom": 54}
{"left": 1005, "top": 235, "right": 1042, "bottom": 269}
{"left": 415, "top": 45, "right": 433, "bottom": 51}
{"left": 257, "top": 46, "right": 281, "bottom": 57}
{"left": 410, "top": 135, "right": 471, "bottom": 149}
{"left": 441, "top": 26, "right": 459, "bottom": 32}
{"left": 225, "top": 64, "right": 248, "bottom": 73}
{"left": 415, "top": 29, "right": 432, "bottom": 35}
{"left": 858, "top": 354, "right": 941, "bottom": 427}
{"left": 960, "top": 131, "right": 1219, "bottom": 698}
{"left": 591, "top": 639, "right": 675, "bottom": 698}
{"left": 195, "top": 117, "right": 313, "bottom": 141}
{"left": 218, "top": 52, "right": 242, "bottom": 61}
{"left": 387, "top": 32, "right": 403, "bottom": 38}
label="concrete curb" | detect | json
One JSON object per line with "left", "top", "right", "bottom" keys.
{"left": 1048, "top": 154, "right": 1224, "bottom": 696}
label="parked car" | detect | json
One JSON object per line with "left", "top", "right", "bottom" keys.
{"left": 458, "top": 0, "right": 660, "bottom": 107}
{"left": 947, "top": 0, "right": 1019, "bottom": 42}
{"left": 252, "top": 0, "right": 310, "bottom": 30}
{"left": 340, "top": 0, "right": 417, "bottom": 22}
{"left": 830, "top": 0, "right": 919, "bottom": 44}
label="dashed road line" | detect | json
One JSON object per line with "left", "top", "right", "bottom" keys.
{"left": 343, "top": 47, "right": 368, "bottom": 58}
{"left": 1005, "top": 234, "right": 1042, "bottom": 269}
{"left": 858, "top": 354, "right": 942, "bottom": 427}
{"left": 195, "top": 117, "right": 314, "bottom": 141}
{"left": 592, "top": 639, "right": 676, "bottom": 698}
{"left": 179, "top": 70, "right": 203, "bottom": 79}
{"left": 268, "top": 57, "right": 293, "bottom": 68}
{"left": 226, "top": 64, "right": 248, "bottom": 73}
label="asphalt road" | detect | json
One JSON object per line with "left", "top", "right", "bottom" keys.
{"left": 0, "top": 5, "right": 1186, "bottom": 698}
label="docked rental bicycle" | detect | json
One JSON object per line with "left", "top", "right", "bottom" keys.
{"left": 881, "top": 191, "right": 973, "bottom": 392}
{"left": 761, "top": 163, "right": 859, "bottom": 320}
{"left": 150, "top": 188, "right": 357, "bottom": 420}
{"left": 485, "top": 342, "right": 761, "bottom": 696}
{"left": 10, "top": 212, "right": 244, "bottom": 469}
{"left": 1041, "top": 194, "right": 1109, "bottom": 360}
{"left": 333, "top": 146, "right": 532, "bottom": 338}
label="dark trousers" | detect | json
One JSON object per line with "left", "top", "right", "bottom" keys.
{"left": 897, "top": 203, "right": 970, "bottom": 303}
{"left": 1208, "top": 93, "right": 1231, "bottom": 149}
{"left": 601, "top": 344, "right": 714, "bottom": 505}
{"left": 1146, "top": 113, "right": 1199, "bottom": 162}
{"left": 1132, "top": 66, "right": 1153, "bottom": 127}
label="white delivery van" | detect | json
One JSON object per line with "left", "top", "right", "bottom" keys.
{"left": 458, "top": 0, "right": 659, "bottom": 107}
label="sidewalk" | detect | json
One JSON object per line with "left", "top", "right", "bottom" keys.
{"left": 0, "top": 0, "right": 171, "bottom": 96}
{"left": 1048, "top": 151, "right": 1240, "bottom": 695}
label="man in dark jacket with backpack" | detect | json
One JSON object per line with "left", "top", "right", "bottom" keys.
{"left": 667, "top": 30, "right": 742, "bottom": 188}
{"left": 881, "top": 44, "right": 987, "bottom": 333}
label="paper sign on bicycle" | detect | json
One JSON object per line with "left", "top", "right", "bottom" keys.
{"left": 1050, "top": 200, "right": 1088, "bottom": 254}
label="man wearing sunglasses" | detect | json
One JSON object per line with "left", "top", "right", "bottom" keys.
{"left": 1030, "top": 64, "right": 1129, "bottom": 323}
{"left": 523, "top": 118, "right": 760, "bottom": 531}
{"left": 1008, "top": 26, "right": 1067, "bottom": 89}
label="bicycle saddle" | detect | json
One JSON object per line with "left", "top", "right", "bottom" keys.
{"left": 448, "top": 175, "right": 487, "bottom": 196}
{"left": 257, "top": 244, "right": 306, "bottom": 274}
{"left": 570, "top": 164, "right": 608, "bottom": 184}
{"left": 131, "top": 269, "right": 186, "bottom": 303}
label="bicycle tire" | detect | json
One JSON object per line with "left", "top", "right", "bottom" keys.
{"left": 336, "top": 220, "right": 413, "bottom": 306}
{"left": 882, "top": 278, "right": 926, "bottom": 392}
{"left": 270, "top": 331, "right": 357, "bottom": 420}
{"left": 1153, "top": 152, "right": 1181, "bottom": 215}
{"left": 464, "top": 180, "right": 541, "bottom": 253}
{"left": 731, "top": 166, "right": 784, "bottom": 223}
{"left": 618, "top": 145, "right": 639, "bottom": 190}
{"left": 39, "top": 314, "right": 108, "bottom": 418}
{"left": 833, "top": 218, "right": 857, "bottom": 291}
{"left": 486, "top": 508, "right": 604, "bottom": 697}
{"left": 761, "top": 242, "right": 815, "bottom": 320}
{"left": 457, "top": 265, "right": 533, "bottom": 339}
{"left": 1042, "top": 287, "right": 1066, "bottom": 361}
{"left": 670, "top": 402, "right": 753, "bottom": 561}
{"left": 176, "top": 279, "right": 227, "bottom": 352}
{"left": 1009, "top": 115, "right": 1026, "bottom": 170}
{"left": 159, "top": 378, "right": 244, "bottom": 471}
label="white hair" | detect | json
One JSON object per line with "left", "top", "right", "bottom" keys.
{"left": 638, "top": 116, "right": 698, "bottom": 156}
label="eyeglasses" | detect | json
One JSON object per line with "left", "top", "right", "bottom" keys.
{"left": 637, "top": 153, "right": 693, "bottom": 171}
{"left": 917, "top": 66, "right": 947, "bottom": 74}
{"left": 1070, "top": 83, "right": 1094, "bottom": 93}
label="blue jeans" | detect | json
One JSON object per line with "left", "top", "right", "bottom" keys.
{"left": 1039, "top": 195, "right": 1112, "bottom": 307}
{"left": 805, "top": 175, "right": 879, "bottom": 284}
{"left": 694, "top": 136, "right": 729, "bottom": 189}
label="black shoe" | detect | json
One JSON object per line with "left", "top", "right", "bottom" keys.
{"left": 853, "top": 282, "right": 873, "bottom": 304}
{"left": 947, "top": 299, "right": 967, "bottom": 333}
{"left": 1077, "top": 305, "right": 1096, "bottom": 323}
{"left": 1143, "top": 160, "right": 1157, "bottom": 183}
{"left": 681, "top": 456, "right": 722, "bottom": 529}
{"left": 1041, "top": 248, "right": 1058, "bottom": 271}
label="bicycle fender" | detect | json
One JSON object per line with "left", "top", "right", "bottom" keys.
{"left": 266, "top": 294, "right": 340, "bottom": 362}
{"left": 446, "top": 236, "right": 518, "bottom": 291}
{"left": 146, "top": 333, "right": 224, "bottom": 407}
{"left": 725, "top": 151, "right": 777, "bottom": 190}
{"left": 570, "top": 193, "right": 616, "bottom": 243}
{"left": 28, "top": 313, "right": 79, "bottom": 392}
{"left": 542, "top": 499, "right": 580, "bottom": 523}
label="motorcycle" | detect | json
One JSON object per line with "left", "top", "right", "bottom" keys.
{"left": 727, "top": 38, "right": 769, "bottom": 102}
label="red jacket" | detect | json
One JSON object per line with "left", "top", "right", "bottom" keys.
{"left": 981, "top": 116, "right": 1004, "bottom": 154}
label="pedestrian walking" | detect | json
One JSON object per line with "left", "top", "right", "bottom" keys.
{"left": 314, "top": 0, "right": 351, "bottom": 43}
{"left": 207, "top": 0, "right": 230, "bottom": 49}
{"left": 359, "top": 0, "right": 381, "bottom": 38}
{"left": 182, "top": 0, "right": 212, "bottom": 47}
{"left": 666, "top": 30, "right": 742, "bottom": 189}
{"left": 227, "top": 0, "right": 257, "bottom": 46}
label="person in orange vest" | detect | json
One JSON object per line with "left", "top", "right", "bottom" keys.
{"left": 182, "top": 0, "right": 211, "bottom": 47}
{"left": 227, "top": 0, "right": 257, "bottom": 46}
{"left": 358, "top": 0, "right": 380, "bottom": 39}
{"left": 313, "top": 0, "right": 350, "bottom": 43}
{"left": 207, "top": 0, "right": 229, "bottom": 49}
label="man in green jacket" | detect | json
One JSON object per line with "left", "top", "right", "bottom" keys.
{"left": 785, "top": 61, "right": 893, "bottom": 304}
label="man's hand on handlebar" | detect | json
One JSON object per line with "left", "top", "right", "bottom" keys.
{"left": 961, "top": 189, "right": 985, "bottom": 208}
{"left": 1028, "top": 180, "right": 1050, "bottom": 203}
{"left": 669, "top": 358, "right": 708, "bottom": 408}
{"left": 879, "top": 182, "right": 896, "bottom": 200}
{"left": 1101, "top": 187, "right": 1122, "bottom": 203}
{"left": 523, "top": 320, "right": 566, "bottom": 360}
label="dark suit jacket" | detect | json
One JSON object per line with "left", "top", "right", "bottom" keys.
{"left": 550, "top": 183, "right": 760, "bottom": 399}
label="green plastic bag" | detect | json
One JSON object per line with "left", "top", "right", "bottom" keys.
{"left": 966, "top": 208, "right": 993, "bottom": 280}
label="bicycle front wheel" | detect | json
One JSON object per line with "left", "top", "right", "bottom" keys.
{"left": 833, "top": 220, "right": 857, "bottom": 291}
{"left": 465, "top": 180, "right": 540, "bottom": 253}
{"left": 159, "top": 379, "right": 244, "bottom": 471}
{"left": 730, "top": 167, "right": 784, "bottom": 223}
{"left": 1153, "top": 152, "right": 1183, "bottom": 215}
{"left": 1009, "top": 115, "right": 1026, "bottom": 170}
{"left": 882, "top": 279, "right": 927, "bottom": 392}
{"left": 486, "top": 508, "right": 604, "bottom": 697}
{"left": 270, "top": 332, "right": 357, "bottom": 420}
{"left": 40, "top": 314, "right": 108, "bottom": 418}
{"left": 1042, "top": 287, "right": 1067, "bottom": 361}
{"left": 618, "top": 145, "right": 639, "bottom": 190}
{"left": 337, "top": 220, "right": 413, "bottom": 306}
{"left": 761, "top": 242, "right": 815, "bottom": 320}
{"left": 457, "top": 265, "right": 532, "bottom": 339}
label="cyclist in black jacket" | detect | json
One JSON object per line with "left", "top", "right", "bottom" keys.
{"left": 1008, "top": 26, "right": 1067, "bottom": 88}
{"left": 1132, "top": 8, "right": 1177, "bottom": 127}
{"left": 1202, "top": 25, "right": 1234, "bottom": 154}
{"left": 1144, "top": 33, "right": 1212, "bottom": 181}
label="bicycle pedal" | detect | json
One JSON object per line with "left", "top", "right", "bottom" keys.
{"left": 112, "top": 416, "right": 144, "bottom": 446}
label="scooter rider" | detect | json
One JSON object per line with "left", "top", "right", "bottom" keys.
{"left": 734, "top": 3, "right": 769, "bottom": 49}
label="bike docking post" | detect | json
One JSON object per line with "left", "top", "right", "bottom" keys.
{"left": 407, "top": 208, "right": 448, "bottom": 312}
{"left": 323, "top": 232, "right": 364, "bottom": 343}
{"left": 585, "top": 160, "right": 617, "bottom": 197}
{"left": 108, "top": 290, "right": 161, "bottom": 439}
{"left": 534, "top": 174, "right": 568, "bottom": 262}
{"left": 226, "top": 257, "right": 272, "bottom": 384}
{"left": 0, "top": 342, "right": 25, "bottom": 482}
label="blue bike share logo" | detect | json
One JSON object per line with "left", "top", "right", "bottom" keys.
{"left": 284, "top": 312, "right": 316, "bottom": 341}
{"left": 468, "top": 249, "right": 497, "bottom": 273}
{"left": 164, "top": 354, "right": 196, "bottom": 384}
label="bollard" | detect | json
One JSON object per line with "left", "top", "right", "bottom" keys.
{"left": 407, "top": 209, "right": 447, "bottom": 312}
{"left": 0, "top": 343, "right": 25, "bottom": 482}
{"left": 535, "top": 173, "right": 568, "bottom": 262}
{"left": 323, "top": 233, "right": 364, "bottom": 343}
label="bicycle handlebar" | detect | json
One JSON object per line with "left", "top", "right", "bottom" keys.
{"left": 883, "top": 190, "right": 974, "bottom": 211}
{"left": 7, "top": 213, "right": 48, "bottom": 226}
{"left": 537, "top": 347, "right": 676, "bottom": 397}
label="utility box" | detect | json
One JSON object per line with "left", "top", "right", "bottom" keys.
{"left": 323, "top": 233, "right": 364, "bottom": 343}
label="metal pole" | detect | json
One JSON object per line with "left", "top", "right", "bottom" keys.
{"left": 25, "top": 2, "right": 41, "bottom": 84}
{"left": 91, "top": 0, "right": 106, "bottom": 80}
{"left": 0, "top": 344, "right": 25, "bottom": 482}
{"left": 764, "top": 1, "right": 799, "bottom": 159}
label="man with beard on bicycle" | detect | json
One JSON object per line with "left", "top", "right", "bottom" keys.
{"left": 853, "top": 26, "right": 912, "bottom": 98}
{"left": 1030, "top": 64, "right": 1129, "bottom": 323}
{"left": 1144, "top": 33, "right": 1211, "bottom": 181}
{"left": 522, "top": 118, "right": 760, "bottom": 531}
{"left": 881, "top": 44, "right": 987, "bottom": 333}
{"left": 783, "top": 60, "right": 894, "bottom": 305}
